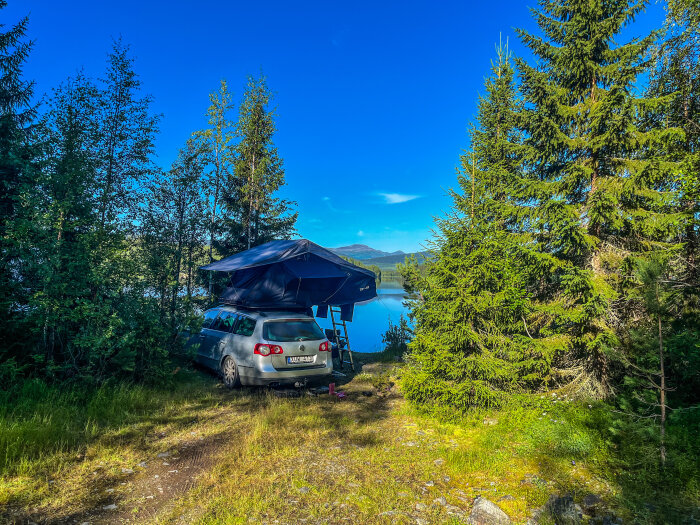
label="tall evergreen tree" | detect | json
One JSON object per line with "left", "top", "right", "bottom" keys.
{"left": 612, "top": 0, "right": 700, "bottom": 464}
{"left": 194, "top": 80, "right": 235, "bottom": 300}
{"left": 219, "top": 74, "right": 297, "bottom": 254}
{"left": 401, "top": 44, "right": 556, "bottom": 410}
{"left": 647, "top": 0, "right": 699, "bottom": 323}
{"left": 0, "top": 1, "right": 37, "bottom": 378}
{"left": 26, "top": 75, "right": 100, "bottom": 375}
{"left": 513, "top": 0, "right": 682, "bottom": 397}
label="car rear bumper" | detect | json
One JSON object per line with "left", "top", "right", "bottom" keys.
{"left": 238, "top": 360, "right": 333, "bottom": 386}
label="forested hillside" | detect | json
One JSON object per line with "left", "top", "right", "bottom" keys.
{"left": 0, "top": 3, "right": 297, "bottom": 383}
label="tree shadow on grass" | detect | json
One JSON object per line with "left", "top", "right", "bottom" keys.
{"left": 1, "top": 363, "right": 398, "bottom": 524}
{"left": 526, "top": 414, "right": 700, "bottom": 525}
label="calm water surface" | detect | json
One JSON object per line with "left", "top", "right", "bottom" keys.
{"left": 316, "top": 285, "right": 410, "bottom": 353}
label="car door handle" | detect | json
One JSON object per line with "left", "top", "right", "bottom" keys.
{"left": 199, "top": 333, "right": 206, "bottom": 339}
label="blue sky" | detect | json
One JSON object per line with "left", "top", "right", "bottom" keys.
{"left": 7, "top": 0, "right": 665, "bottom": 253}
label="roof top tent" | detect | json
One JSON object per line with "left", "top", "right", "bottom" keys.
{"left": 201, "top": 239, "right": 378, "bottom": 370}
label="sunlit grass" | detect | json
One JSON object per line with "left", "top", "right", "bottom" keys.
{"left": 1, "top": 361, "right": 697, "bottom": 524}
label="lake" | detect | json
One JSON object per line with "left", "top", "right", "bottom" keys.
{"left": 315, "top": 283, "right": 410, "bottom": 353}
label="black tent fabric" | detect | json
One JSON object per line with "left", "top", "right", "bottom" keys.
{"left": 201, "top": 240, "right": 377, "bottom": 319}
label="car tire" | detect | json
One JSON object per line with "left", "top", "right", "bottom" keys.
{"left": 221, "top": 356, "right": 240, "bottom": 389}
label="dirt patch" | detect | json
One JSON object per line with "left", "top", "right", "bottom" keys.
{"left": 54, "top": 429, "right": 237, "bottom": 525}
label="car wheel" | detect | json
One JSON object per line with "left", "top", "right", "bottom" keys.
{"left": 221, "top": 356, "right": 240, "bottom": 388}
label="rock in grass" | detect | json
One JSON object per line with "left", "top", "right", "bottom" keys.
{"left": 536, "top": 495, "right": 582, "bottom": 525}
{"left": 582, "top": 494, "right": 602, "bottom": 515}
{"left": 121, "top": 468, "right": 134, "bottom": 474}
{"left": 102, "top": 504, "right": 117, "bottom": 510}
{"left": 466, "top": 496, "right": 512, "bottom": 525}
{"left": 434, "top": 496, "right": 447, "bottom": 506}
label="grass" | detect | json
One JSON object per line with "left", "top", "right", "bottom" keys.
{"left": 0, "top": 358, "right": 698, "bottom": 524}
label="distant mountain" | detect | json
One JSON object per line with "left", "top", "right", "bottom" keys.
{"left": 364, "top": 251, "right": 429, "bottom": 269}
{"left": 331, "top": 244, "right": 404, "bottom": 260}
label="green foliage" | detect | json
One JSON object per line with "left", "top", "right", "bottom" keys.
{"left": 401, "top": 43, "right": 560, "bottom": 411}
{"left": 381, "top": 314, "right": 412, "bottom": 358}
{"left": 1, "top": 26, "right": 204, "bottom": 385}
{"left": 0, "top": 7, "right": 301, "bottom": 388}
{"left": 0, "top": 1, "right": 38, "bottom": 381}
{"left": 193, "top": 79, "right": 236, "bottom": 301}
{"left": 513, "top": 0, "right": 687, "bottom": 398}
{"left": 402, "top": 0, "right": 698, "bottom": 422}
{"left": 219, "top": 73, "right": 297, "bottom": 254}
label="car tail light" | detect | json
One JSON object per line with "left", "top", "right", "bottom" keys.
{"left": 319, "top": 341, "right": 329, "bottom": 352}
{"left": 255, "top": 344, "right": 283, "bottom": 356}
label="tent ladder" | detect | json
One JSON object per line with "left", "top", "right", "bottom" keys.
{"left": 329, "top": 306, "right": 355, "bottom": 371}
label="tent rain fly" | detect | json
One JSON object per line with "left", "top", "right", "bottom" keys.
{"left": 201, "top": 239, "right": 377, "bottom": 321}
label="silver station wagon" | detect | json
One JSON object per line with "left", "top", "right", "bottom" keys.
{"left": 191, "top": 306, "right": 332, "bottom": 388}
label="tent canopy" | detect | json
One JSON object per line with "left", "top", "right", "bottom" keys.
{"left": 201, "top": 240, "right": 377, "bottom": 317}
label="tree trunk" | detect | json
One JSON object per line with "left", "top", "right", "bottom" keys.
{"left": 656, "top": 282, "right": 667, "bottom": 466}
{"left": 588, "top": 74, "right": 600, "bottom": 238}
{"left": 248, "top": 152, "right": 255, "bottom": 250}
{"left": 471, "top": 153, "right": 475, "bottom": 225}
{"left": 171, "top": 193, "right": 185, "bottom": 332}
{"left": 99, "top": 95, "right": 123, "bottom": 231}
{"left": 208, "top": 146, "right": 221, "bottom": 302}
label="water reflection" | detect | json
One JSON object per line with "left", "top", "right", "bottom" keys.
{"left": 316, "top": 284, "right": 410, "bottom": 353}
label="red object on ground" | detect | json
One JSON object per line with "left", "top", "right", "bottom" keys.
{"left": 336, "top": 391, "right": 346, "bottom": 400}
{"left": 329, "top": 383, "right": 336, "bottom": 395}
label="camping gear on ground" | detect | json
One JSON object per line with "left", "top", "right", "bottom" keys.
{"left": 201, "top": 239, "right": 378, "bottom": 372}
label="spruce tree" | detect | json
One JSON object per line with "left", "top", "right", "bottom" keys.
{"left": 614, "top": 0, "right": 700, "bottom": 457}
{"left": 219, "top": 74, "right": 297, "bottom": 254}
{"left": 647, "top": 0, "right": 699, "bottom": 324}
{"left": 401, "top": 44, "right": 554, "bottom": 410}
{"left": 514, "top": 0, "right": 682, "bottom": 397}
{"left": 0, "top": 1, "right": 37, "bottom": 377}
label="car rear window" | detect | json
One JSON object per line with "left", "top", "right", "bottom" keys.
{"left": 263, "top": 320, "right": 325, "bottom": 342}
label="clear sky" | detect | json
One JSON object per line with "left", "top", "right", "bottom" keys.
{"left": 6, "top": 0, "right": 665, "bottom": 253}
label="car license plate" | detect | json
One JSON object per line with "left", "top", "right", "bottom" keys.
{"left": 287, "top": 355, "right": 314, "bottom": 364}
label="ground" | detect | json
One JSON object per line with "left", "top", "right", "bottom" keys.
{"left": 0, "top": 359, "right": 650, "bottom": 524}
